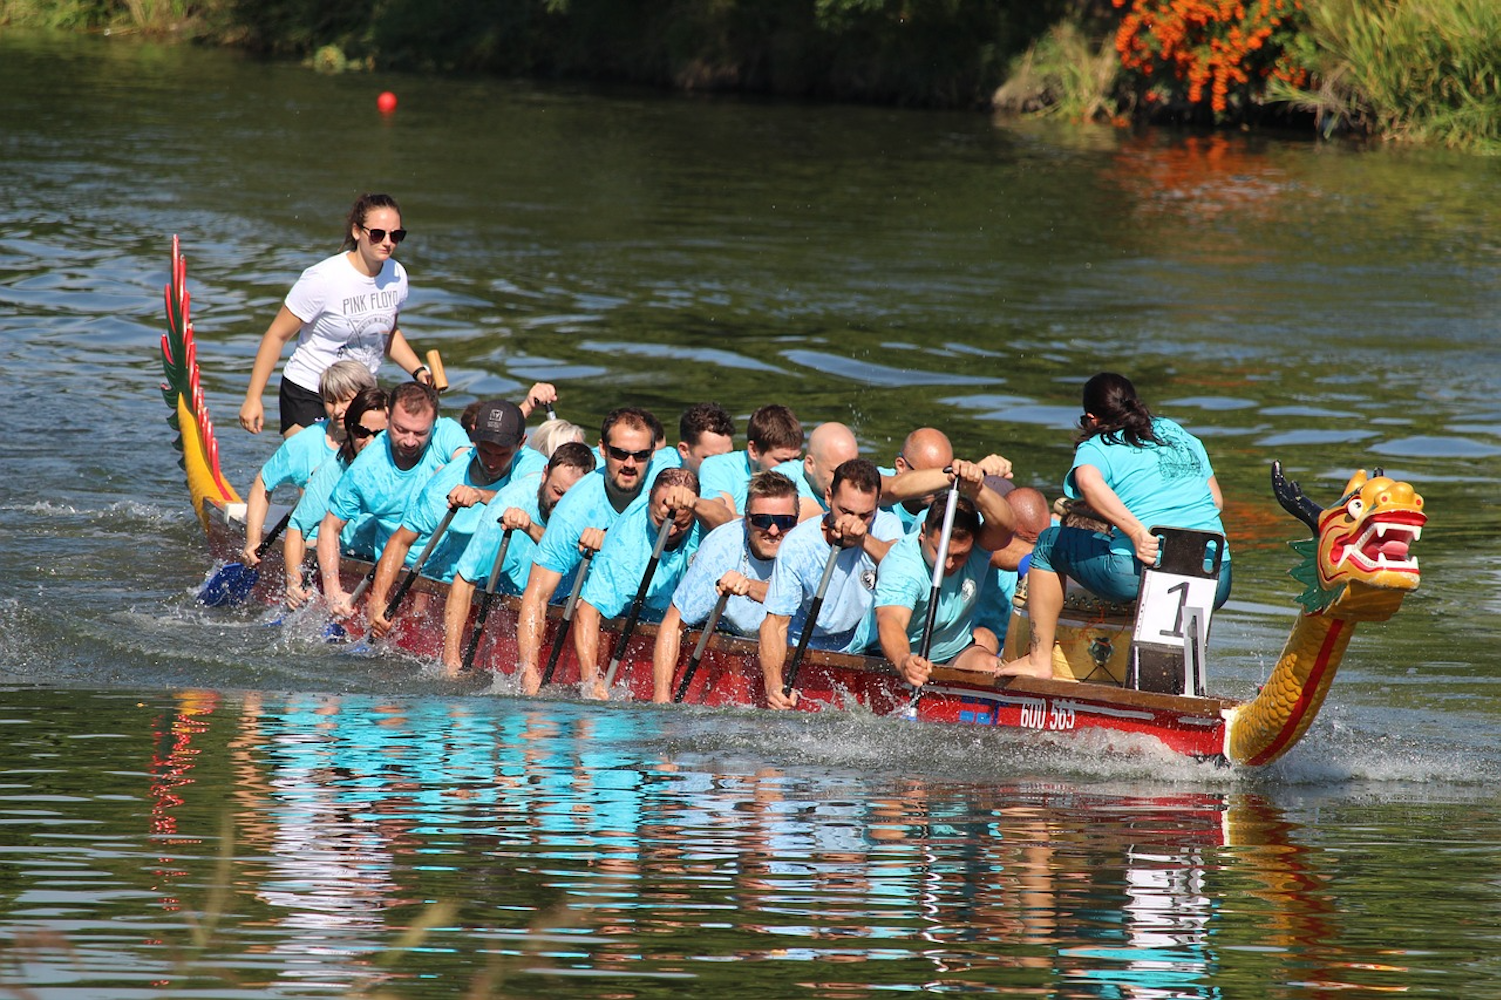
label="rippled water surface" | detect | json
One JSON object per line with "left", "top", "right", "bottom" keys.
{"left": 2, "top": 28, "right": 1501, "bottom": 999}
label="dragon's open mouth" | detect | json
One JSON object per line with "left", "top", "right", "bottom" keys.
{"left": 1332, "top": 514, "right": 1424, "bottom": 574}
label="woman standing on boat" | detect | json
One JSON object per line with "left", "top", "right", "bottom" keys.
{"left": 1001, "top": 372, "right": 1231, "bottom": 679}
{"left": 238, "top": 193, "right": 433, "bottom": 438}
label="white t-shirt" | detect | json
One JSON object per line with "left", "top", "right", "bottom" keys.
{"left": 281, "top": 252, "right": 409, "bottom": 393}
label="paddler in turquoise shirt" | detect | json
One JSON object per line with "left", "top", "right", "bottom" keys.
{"left": 571, "top": 467, "right": 704, "bottom": 700}
{"left": 317, "top": 381, "right": 469, "bottom": 618}
{"left": 515, "top": 407, "right": 658, "bottom": 695}
{"left": 367, "top": 399, "right": 546, "bottom": 639}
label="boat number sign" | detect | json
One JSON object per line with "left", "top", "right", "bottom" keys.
{"left": 1018, "top": 697, "right": 1076, "bottom": 731}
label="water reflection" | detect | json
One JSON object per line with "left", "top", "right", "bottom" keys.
{"left": 7, "top": 688, "right": 1471, "bottom": 996}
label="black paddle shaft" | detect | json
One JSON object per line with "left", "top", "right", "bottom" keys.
{"left": 462, "top": 527, "right": 514, "bottom": 672}
{"left": 782, "top": 542, "right": 842, "bottom": 698}
{"left": 602, "top": 513, "right": 676, "bottom": 689}
{"left": 674, "top": 590, "right": 729, "bottom": 703}
{"left": 540, "top": 549, "right": 594, "bottom": 686}
{"left": 384, "top": 505, "right": 458, "bottom": 622}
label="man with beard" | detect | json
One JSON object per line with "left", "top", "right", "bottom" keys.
{"left": 651, "top": 470, "right": 800, "bottom": 702}
{"left": 514, "top": 407, "right": 659, "bottom": 695}
{"left": 366, "top": 400, "right": 546, "bottom": 638}
{"left": 439, "top": 441, "right": 597, "bottom": 673}
{"left": 316, "top": 381, "right": 468, "bottom": 617}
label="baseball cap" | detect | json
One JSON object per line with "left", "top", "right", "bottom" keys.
{"left": 471, "top": 400, "right": 526, "bottom": 447}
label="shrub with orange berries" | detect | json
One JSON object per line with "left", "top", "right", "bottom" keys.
{"left": 1113, "top": 0, "right": 1312, "bottom": 118}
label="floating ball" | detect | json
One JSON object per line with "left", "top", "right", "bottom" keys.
{"left": 377, "top": 91, "right": 397, "bottom": 114}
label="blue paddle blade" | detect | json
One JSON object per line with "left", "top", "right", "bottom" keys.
{"left": 323, "top": 621, "right": 349, "bottom": 643}
{"left": 197, "top": 563, "right": 258, "bottom": 607}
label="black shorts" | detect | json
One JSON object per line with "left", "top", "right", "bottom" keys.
{"left": 278, "top": 378, "right": 326, "bottom": 435}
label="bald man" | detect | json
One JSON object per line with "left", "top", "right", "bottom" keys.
{"left": 794, "top": 422, "right": 861, "bottom": 521}
{"left": 879, "top": 427, "right": 1014, "bottom": 533}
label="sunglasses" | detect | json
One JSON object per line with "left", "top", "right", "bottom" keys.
{"left": 1078, "top": 414, "right": 1091, "bottom": 428}
{"left": 747, "top": 513, "right": 798, "bottom": 532}
{"left": 605, "top": 444, "right": 654, "bottom": 464}
{"left": 362, "top": 225, "right": 407, "bottom": 245}
{"left": 350, "top": 423, "right": 383, "bottom": 439}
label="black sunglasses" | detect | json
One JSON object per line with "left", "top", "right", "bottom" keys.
{"left": 606, "top": 444, "right": 653, "bottom": 464}
{"left": 362, "top": 225, "right": 407, "bottom": 245}
{"left": 350, "top": 423, "right": 383, "bottom": 439}
{"left": 747, "top": 513, "right": 798, "bottom": 533}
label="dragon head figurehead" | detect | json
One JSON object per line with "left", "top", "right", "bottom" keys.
{"left": 1272, "top": 462, "right": 1425, "bottom": 621}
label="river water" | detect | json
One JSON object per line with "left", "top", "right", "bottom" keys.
{"left": 2, "top": 27, "right": 1500, "bottom": 998}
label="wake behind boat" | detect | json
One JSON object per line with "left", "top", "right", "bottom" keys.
{"left": 161, "top": 237, "right": 1427, "bottom": 767}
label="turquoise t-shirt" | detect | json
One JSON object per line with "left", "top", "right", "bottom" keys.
{"left": 972, "top": 566, "right": 1018, "bottom": 644}
{"left": 579, "top": 502, "right": 702, "bottom": 622}
{"left": 454, "top": 472, "right": 545, "bottom": 597}
{"left": 877, "top": 463, "right": 933, "bottom": 535}
{"left": 325, "top": 416, "right": 468, "bottom": 558}
{"left": 259, "top": 422, "right": 338, "bottom": 491}
{"left": 699, "top": 449, "right": 811, "bottom": 513}
{"left": 1065, "top": 416, "right": 1227, "bottom": 561}
{"left": 532, "top": 470, "right": 647, "bottom": 582}
{"left": 401, "top": 446, "right": 547, "bottom": 583}
{"left": 670, "top": 519, "right": 776, "bottom": 636}
{"left": 763, "top": 508, "right": 903, "bottom": 654}
{"left": 874, "top": 531, "right": 993, "bottom": 664}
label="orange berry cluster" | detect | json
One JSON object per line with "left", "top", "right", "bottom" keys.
{"left": 1113, "top": 0, "right": 1311, "bottom": 115}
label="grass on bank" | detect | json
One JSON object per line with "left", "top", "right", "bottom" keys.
{"left": 1270, "top": 0, "right": 1501, "bottom": 153}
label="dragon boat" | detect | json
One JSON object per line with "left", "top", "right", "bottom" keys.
{"left": 161, "top": 237, "right": 1426, "bottom": 766}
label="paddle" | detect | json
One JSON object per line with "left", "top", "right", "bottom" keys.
{"left": 540, "top": 548, "right": 595, "bottom": 686}
{"left": 673, "top": 591, "right": 729, "bottom": 704}
{"left": 781, "top": 540, "right": 842, "bottom": 699}
{"left": 602, "top": 512, "right": 676, "bottom": 691}
{"left": 383, "top": 505, "right": 458, "bottom": 623}
{"left": 198, "top": 509, "right": 293, "bottom": 607}
{"left": 902, "top": 483, "right": 961, "bottom": 719}
{"left": 461, "top": 526, "right": 514, "bottom": 672}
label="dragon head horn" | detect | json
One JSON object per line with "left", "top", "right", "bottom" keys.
{"left": 1271, "top": 460, "right": 1322, "bottom": 532}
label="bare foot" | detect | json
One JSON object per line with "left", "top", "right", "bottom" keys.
{"left": 580, "top": 677, "right": 609, "bottom": 701}
{"left": 997, "top": 653, "right": 1053, "bottom": 679}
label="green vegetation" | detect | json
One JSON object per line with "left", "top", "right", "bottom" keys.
{"left": 1271, "top": 0, "right": 1501, "bottom": 153}
{"left": 3, "top": 0, "right": 1497, "bottom": 150}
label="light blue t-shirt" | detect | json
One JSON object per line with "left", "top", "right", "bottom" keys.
{"left": 670, "top": 519, "right": 776, "bottom": 636}
{"left": 763, "top": 508, "right": 903, "bottom": 654}
{"left": 325, "top": 416, "right": 468, "bottom": 558}
{"left": 454, "top": 472, "right": 546, "bottom": 597}
{"left": 398, "top": 446, "right": 547, "bottom": 583}
{"left": 874, "top": 531, "right": 994, "bottom": 664}
{"left": 260, "top": 422, "right": 338, "bottom": 492}
{"left": 284, "top": 454, "right": 375, "bottom": 555}
{"left": 1065, "top": 416, "right": 1228, "bottom": 561}
{"left": 697, "top": 449, "right": 757, "bottom": 513}
{"left": 579, "top": 502, "right": 702, "bottom": 622}
{"left": 532, "top": 470, "right": 647, "bottom": 583}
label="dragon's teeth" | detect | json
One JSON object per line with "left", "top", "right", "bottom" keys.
{"left": 1412, "top": 526, "right": 1422, "bottom": 542}
{"left": 1376, "top": 523, "right": 1389, "bottom": 538}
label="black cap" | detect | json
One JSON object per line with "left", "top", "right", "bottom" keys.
{"left": 471, "top": 400, "right": 526, "bottom": 447}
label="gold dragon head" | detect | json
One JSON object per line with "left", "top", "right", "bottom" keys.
{"left": 1272, "top": 463, "right": 1425, "bottom": 620}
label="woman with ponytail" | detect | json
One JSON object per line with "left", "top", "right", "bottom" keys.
{"left": 1001, "top": 372, "right": 1231, "bottom": 679}
{"left": 239, "top": 193, "right": 433, "bottom": 439}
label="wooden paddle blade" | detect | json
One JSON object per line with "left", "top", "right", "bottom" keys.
{"left": 197, "top": 562, "right": 258, "bottom": 607}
